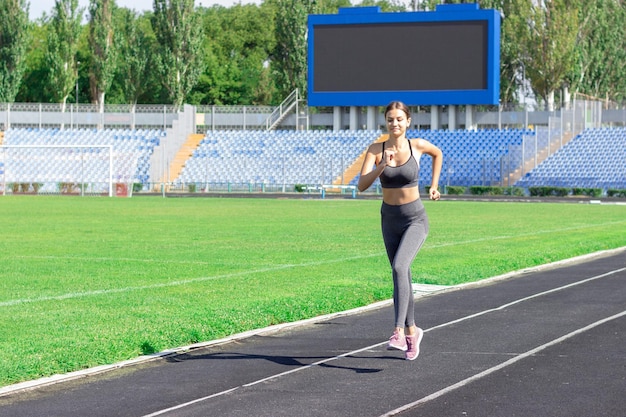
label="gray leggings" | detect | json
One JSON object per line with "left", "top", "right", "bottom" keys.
{"left": 381, "top": 199, "right": 429, "bottom": 329}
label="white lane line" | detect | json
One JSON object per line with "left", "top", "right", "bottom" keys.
{"left": 427, "top": 266, "right": 626, "bottom": 332}
{"left": 140, "top": 341, "right": 389, "bottom": 417}
{"left": 140, "top": 343, "right": 384, "bottom": 417}
{"left": 141, "top": 387, "right": 240, "bottom": 417}
{"left": 379, "top": 309, "right": 626, "bottom": 417}
{"left": 139, "top": 266, "right": 625, "bottom": 417}
{"left": 0, "top": 253, "right": 379, "bottom": 307}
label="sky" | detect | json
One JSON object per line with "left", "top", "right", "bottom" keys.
{"left": 28, "top": 0, "right": 263, "bottom": 21}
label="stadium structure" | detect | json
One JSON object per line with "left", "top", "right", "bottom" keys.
{"left": 0, "top": 4, "right": 625, "bottom": 198}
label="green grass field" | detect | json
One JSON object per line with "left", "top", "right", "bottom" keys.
{"left": 1, "top": 196, "right": 624, "bottom": 387}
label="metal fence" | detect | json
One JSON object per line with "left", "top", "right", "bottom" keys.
{"left": 1, "top": 99, "right": 621, "bottom": 132}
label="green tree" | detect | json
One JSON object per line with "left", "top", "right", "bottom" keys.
{"left": 151, "top": 0, "right": 204, "bottom": 109}
{"left": 15, "top": 22, "right": 48, "bottom": 102}
{"left": 0, "top": 0, "right": 29, "bottom": 103}
{"left": 519, "top": 0, "right": 578, "bottom": 110}
{"left": 573, "top": 0, "right": 626, "bottom": 103}
{"left": 419, "top": 0, "right": 445, "bottom": 11}
{"left": 495, "top": 0, "right": 533, "bottom": 107}
{"left": 75, "top": 24, "right": 91, "bottom": 105}
{"left": 45, "top": 0, "right": 83, "bottom": 110}
{"left": 356, "top": 0, "right": 407, "bottom": 11}
{"left": 313, "top": 0, "right": 352, "bottom": 13}
{"left": 88, "top": 0, "right": 117, "bottom": 111}
{"left": 270, "top": 0, "right": 315, "bottom": 100}
{"left": 120, "top": 13, "right": 166, "bottom": 104}
{"left": 194, "top": 3, "right": 276, "bottom": 105}
{"left": 113, "top": 8, "right": 151, "bottom": 108}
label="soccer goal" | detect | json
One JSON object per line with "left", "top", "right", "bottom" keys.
{"left": 0, "top": 145, "right": 114, "bottom": 196}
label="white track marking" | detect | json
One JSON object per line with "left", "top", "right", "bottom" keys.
{"left": 426, "top": 267, "right": 625, "bottom": 332}
{"left": 139, "top": 267, "right": 625, "bottom": 417}
{"left": 141, "top": 387, "right": 240, "bottom": 417}
{"left": 3, "top": 221, "right": 624, "bottom": 307}
{"left": 0, "top": 254, "right": 377, "bottom": 307}
{"left": 141, "top": 343, "right": 381, "bottom": 417}
{"left": 430, "top": 219, "right": 626, "bottom": 248}
{"left": 11, "top": 255, "right": 219, "bottom": 265}
{"left": 379, "top": 309, "right": 626, "bottom": 417}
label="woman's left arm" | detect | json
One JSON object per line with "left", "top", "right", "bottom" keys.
{"left": 414, "top": 139, "right": 443, "bottom": 200}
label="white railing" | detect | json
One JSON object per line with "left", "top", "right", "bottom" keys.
{"left": 265, "top": 89, "right": 300, "bottom": 130}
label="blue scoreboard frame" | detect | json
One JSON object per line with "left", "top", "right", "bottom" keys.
{"left": 307, "top": 3, "right": 501, "bottom": 107}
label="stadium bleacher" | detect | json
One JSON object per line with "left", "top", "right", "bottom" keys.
{"left": 515, "top": 128, "right": 626, "bottom": 190}
{"left": 176, "top": 130, "right": 381, "bottom": 186}
{"left": 408, "top": 129, "right": 533, "bottom": 188}
{"left": 175, "top": 128, "right": 534, "bottom": 189}
{"left": 1, "top": 128, "right": 163, "bottom": 193}
{"left": 2, "top": 126, "right": 623, "bottom": 193}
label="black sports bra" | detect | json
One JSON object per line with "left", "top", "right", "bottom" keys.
{"left": 379, "top": 140, "right": 419, "bottom": 189}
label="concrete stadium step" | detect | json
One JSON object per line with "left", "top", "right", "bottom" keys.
{"left": 160, "top": 133, "right": 205, "bottom": 186}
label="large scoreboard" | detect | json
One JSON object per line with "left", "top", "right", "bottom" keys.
{"left": 307, "top": 3, "right": 501, "bottom": 107}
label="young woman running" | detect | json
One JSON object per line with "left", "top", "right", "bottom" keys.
{"left": 358, "top": 101, "right": 443, "bottom": 360}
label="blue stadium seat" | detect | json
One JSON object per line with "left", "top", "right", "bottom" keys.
{"left": 2, "top": 128, "right": 163, "bottom": 190}
{"left": 515, "top": 128, "right": 625, "bottom": 190}
{"left": 173, "top": 128, "right": 537, "bottom": 189}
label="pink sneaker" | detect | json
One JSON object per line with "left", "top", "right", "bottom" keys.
{"left": 387, "top": 330, "right": 408, "bottom": 351}
{"left": 405, "top": 328, "right": 424, "bottom": 361}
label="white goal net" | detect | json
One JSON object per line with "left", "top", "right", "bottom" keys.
{"left": 0, "top": 145, "right": 114, "bottom": 196}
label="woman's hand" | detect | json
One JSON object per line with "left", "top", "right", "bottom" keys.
{"left": 429, "top": 187, "right": 441, "bottom": 201}
{"left": 383, "top": 149, "right": 396, "bottom": 167}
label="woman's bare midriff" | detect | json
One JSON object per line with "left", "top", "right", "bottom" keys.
{"left": 382, "top": 186, "right": 421, "bottom": 206}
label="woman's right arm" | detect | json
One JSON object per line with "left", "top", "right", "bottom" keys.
{"left": 357, "top": 144, "right": 386, "bottom": 192}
